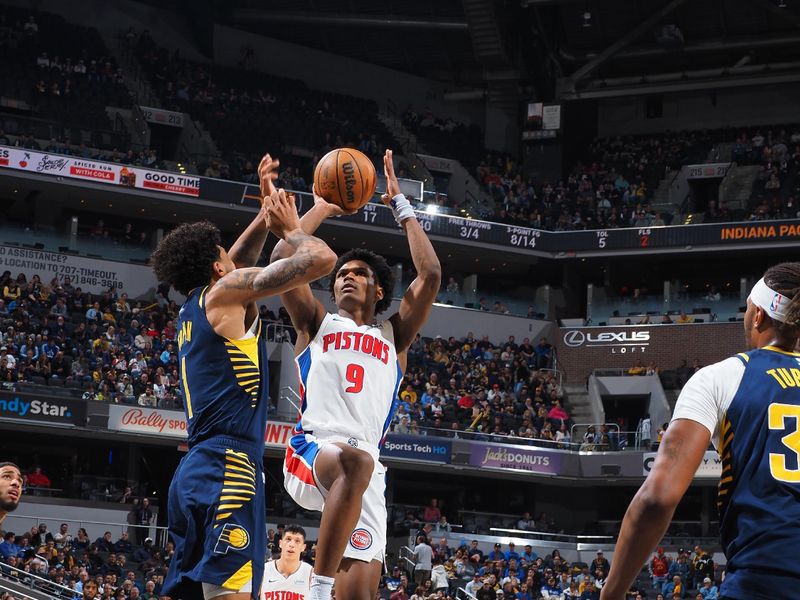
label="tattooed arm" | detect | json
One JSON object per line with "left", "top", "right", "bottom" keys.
{"left": 600, "top": 419, "right": 710, "bottom": 600}
{"left": 206, "top": 190, "right": 337, "bottom": 340}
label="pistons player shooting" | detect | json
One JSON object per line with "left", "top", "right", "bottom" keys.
{"left": 271, "top": 149, "right": 441, "bottom": 600}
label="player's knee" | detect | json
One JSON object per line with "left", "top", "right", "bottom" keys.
{"left": 338, "top": 450, "right": 374, "bottom": 491}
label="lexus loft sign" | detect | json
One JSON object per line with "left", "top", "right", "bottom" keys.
{"left": 562, "top": 330, "right": 650, "bottom": 353}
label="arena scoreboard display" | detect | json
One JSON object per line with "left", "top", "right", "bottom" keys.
{"left": 2, "top": 144, "right": 799, "bottom": 258}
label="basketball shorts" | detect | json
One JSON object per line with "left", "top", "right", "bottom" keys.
{"left": 283, "top": 430, "right": 386, "bottom": 563}
{"left": 163, "top": 436, "right": 266, "bottom": 600}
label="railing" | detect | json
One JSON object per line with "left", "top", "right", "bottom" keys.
{"left": 0, "top": 558, "right": 78, "bottom": 598}
{"left": 398, "top": 545, "right": 416, "bottom": 572}
{"left": 538, "top": 367, "right": 564, "bottom": 389}
{"left": 279, "top": 386, "right": 303, "bottom": 416}
{"left": 408, "top": 425, "right": 583, "bottom": 451}
{"left": 488, "top": 526, "right": 614, "bottom": 544}
{"left": 6, "top": 514, "right": 169, "bottom": 549}
{"left": 457, "top": 588, "right": 478, "bottom": 600}
{"left": 263, "top": 320, "right": 295, "bottom": 343}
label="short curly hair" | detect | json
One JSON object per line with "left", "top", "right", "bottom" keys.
{"left": 150, "top": 221, "right": 222, "bottom": 296}
{"left": 329, "top": 248, "right": 394, "bottom": 314}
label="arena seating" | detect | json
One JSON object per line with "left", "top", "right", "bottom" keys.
{"left": 393, "top": 335, "right": 582, "bottom": 450}
{"left": 0, "top": 517, "right": 169, "bottom": 598}
{"left": 132, "top": 30, "right": 399, "bottom": 186}
{"left": 0, "top": 4, "right": 132, "bottom": 152}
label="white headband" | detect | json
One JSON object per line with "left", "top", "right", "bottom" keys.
{"left": 749, "top": 277, "right": 789, "bottom": 322}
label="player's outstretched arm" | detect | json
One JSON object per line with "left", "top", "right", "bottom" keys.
{"left": 206, "top": 190, "right": 336, "bottom": 338}
{"left": 383, "top": 149, "right": 441, "bottom": 353}
{"left": 227, "top": 153, "right": 280, "bottom": 268}
{"left": 270, "top": 187, "right": 351, "bottom": 347}
{"left": 226, "top": 153, "right": 279, "bottom": 325}
{"left": 599, "top": 418, "right": 709, "bottom": 600}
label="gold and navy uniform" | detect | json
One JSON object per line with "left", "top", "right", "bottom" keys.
{"left": 716, "top": 348, "right": 800, "bottom": 599}
{"left": 163, "top": 286, "right": 269, "bottom": 600}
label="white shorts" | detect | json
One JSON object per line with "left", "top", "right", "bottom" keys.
{"left": 283, "top": 431, "right": 386, "bottom": 563}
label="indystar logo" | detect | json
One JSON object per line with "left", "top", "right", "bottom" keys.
{"left": 563, "top": 330, "right": 650, "bottom": 348}
{"left": 0, "top": 396, "right": 72, "bottom": 418}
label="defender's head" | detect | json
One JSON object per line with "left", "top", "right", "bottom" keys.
{"left": 0, "top": 462, "right": 22, "bottom": 514}
{"left": 150, "top": 221, "right": 231, "bottom": 296}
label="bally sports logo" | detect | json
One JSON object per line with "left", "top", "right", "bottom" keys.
{"left": 349, "top": 528, "right": 372, "bottom": 550}
{"left": 563, "top": 329, "right": 650, "bottom": 353}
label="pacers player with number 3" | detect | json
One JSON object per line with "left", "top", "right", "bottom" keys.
{"left": 601, "top": 263, "right": 800, "bottom": 600}
{"left": 272, "top": 149, "right": 441, "bottom": 600}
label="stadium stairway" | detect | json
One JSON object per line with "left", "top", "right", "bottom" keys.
{"left": 718, "top": 164, "right": 762, "bottom": 211}
{"left": 563, "top": 383, "right": 596, "bottom": 430}
{"left": 0, "top": 577, "right": 59, "bottom": 600}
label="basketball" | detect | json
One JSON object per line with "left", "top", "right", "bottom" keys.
{"left": 313, "top": 148, "right": 377, "bottom": 211}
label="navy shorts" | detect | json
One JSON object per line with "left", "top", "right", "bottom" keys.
{"left": 163, "top": 436, "right": 266, "bottom": 600}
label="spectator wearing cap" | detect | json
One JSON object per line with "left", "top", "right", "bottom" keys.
{"left": 668, "top": 552, "right": 691, "bottom": 586}
{"left": 698, "top": 577, "right": 718, "bottom": 600}
{"left": 591, "top": 550, "right": 610, "bottom": 579}
{"left": 476, "top": 578, "right": 497, "bottom": 600}
{"left": 488, "top": 543, "right": 505, "bottom": 562}
{"left": 466, "top": 572, "right": 483, "bottom": 597}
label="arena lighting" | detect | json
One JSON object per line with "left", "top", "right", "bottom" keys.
{"left": 582, "top": 10, "right": 592, "bottom": 27}
{"left": 425, "top": 204, "right": 439, "bottom": 214}
{"left": 779, "top": 0, "right": 787, "bottom": 7}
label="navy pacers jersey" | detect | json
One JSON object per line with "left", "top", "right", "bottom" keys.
{"left": 177, "top": 286, "right": 270, "bottom": 447}
{"left": 163, "top": 285, "right": 269, "bottom": 600}
{"left": 718, "top": 347, "right": 800, "bottom": 598}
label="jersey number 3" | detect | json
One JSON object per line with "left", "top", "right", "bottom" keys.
{"left": 768, "top": 402, "right": 800, "bottom": 483}
{"left": 345, "top": 363, "right": 365, "bottom": 394}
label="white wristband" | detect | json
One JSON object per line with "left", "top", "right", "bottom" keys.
{"left": 388, "top": 193, "right": 415, "bottom": 224}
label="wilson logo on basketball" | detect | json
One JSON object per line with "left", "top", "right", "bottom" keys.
{"left": 342, "top": 160, "right": 357, "bottom": 203}
{"left": 349, "top": 528, "right": 372, "bottom": 550}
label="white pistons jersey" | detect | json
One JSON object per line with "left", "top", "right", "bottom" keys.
{"left": 295, "top": 313, "right": 403, "bottom": 451}
{"left": 261, "top": 559, "right": 312, "bottom": 600}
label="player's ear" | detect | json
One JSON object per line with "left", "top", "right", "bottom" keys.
{"left": 375, "top": 285, "right": 384, "bottom": 301}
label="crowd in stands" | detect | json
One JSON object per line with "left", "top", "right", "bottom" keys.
{"left": 0, "top": 5, "right": 132, "bottom": 150}
{"left": 390, "top": 333, "right": 579, "bottom": 448}
{"left": 0, "top": 520, "right": 170, "bottom": 599}
{"left": 475, "top": 132, "right": 711, "bottom": 231}
{"left": 734, "top": 127, "right": 800, "bottom": 223}
{"left": 0, "top": 270, "right": 184, "bottom": 409}
{"left": 382, "top": 528, "right": 722, "bottom": 600}
{"left": 0, "top": 129, "right": 160, "bottom": 172}
{"left": 131, "top": 29, "right": 398, "bottom": 188}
